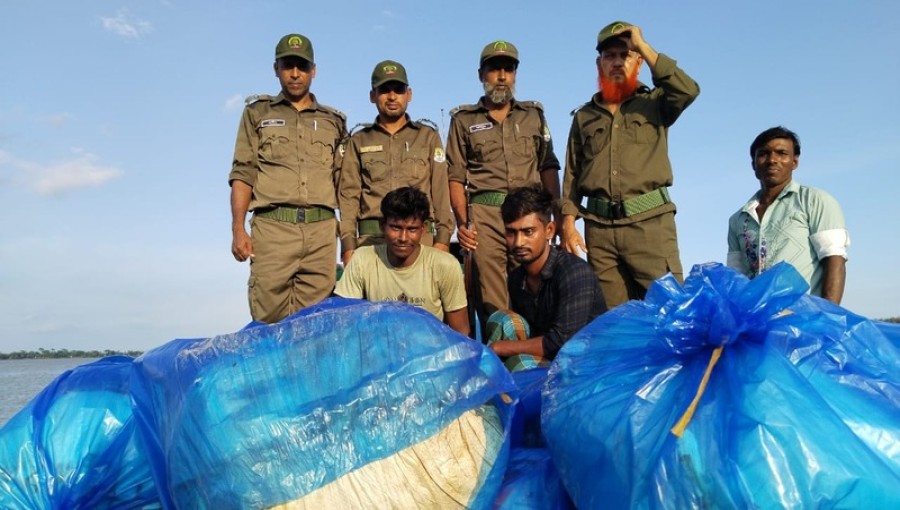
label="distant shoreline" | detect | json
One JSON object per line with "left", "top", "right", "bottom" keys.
{"left": 0, "top": 349, "right": 143, "bottom": 360}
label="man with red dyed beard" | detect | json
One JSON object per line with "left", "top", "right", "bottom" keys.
{"left": 560, "top": 22, "right": 700, "bottom": 309}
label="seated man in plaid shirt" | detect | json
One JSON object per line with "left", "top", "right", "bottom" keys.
{"left": 487, "top": 186, "right": 606, "bottom": 371}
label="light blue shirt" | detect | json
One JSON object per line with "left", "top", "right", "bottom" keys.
{"left": 727, "top": 180, "right": 849, "bottom": 296}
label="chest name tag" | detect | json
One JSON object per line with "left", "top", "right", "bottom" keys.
{"left": 469, "top": 122, "right": 493, "bottom": 133}
{"left": 259, "top": 119, "right": 286, "bottom": 128}
{"left": 359, "top": 145, "right": 384, "bottom": 153}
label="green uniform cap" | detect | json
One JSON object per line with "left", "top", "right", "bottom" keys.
{"left": 596, "top": 21, "right": 632, "bottom": 52}
{"left": 275, "top": 33, "right": 314, "bottom": 63}
{"left": 480, "top": 40, "right": 519, "bottom": 66}
{"left": 371, "top": 60, "right": 409, "bottom": 88}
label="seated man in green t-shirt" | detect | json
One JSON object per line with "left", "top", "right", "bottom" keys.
{"left": 335, "top": 187, "right": 470, "bottom": 335}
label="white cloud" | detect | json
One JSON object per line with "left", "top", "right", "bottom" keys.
{"left": 100, "top": 9, "right": 152, "bottom": 39}
{"left": 0, "top": 149, "right": 122, "bottom": 195}
{"left": 41, "top": 113, "right": 72, "bottom": 127}
{"left": 224, "top": 94, "right": 244, "bottom": 112}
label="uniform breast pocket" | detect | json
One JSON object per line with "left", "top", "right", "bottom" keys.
{"left": 400, "top": 148, "right": 428, "bottom": 181}
{"left": 623, "top": 113, "right": 657, "bottom": 144}
{"left": 307, "top": 126, "right": 336, "bottom": 166}
{"left": 511, "top": 133, "right": 537, "bottom": 160}
{"left": 259, "top": 126, "right": 293, "bottom": 162}
{"left": 470, "top": 139, "right": 502, "bottom": 163}
{"left": 362, "top": 152, "right": 389, "bottom": 182}
{"left": 587, "top": 125, "right": 609, "bottom": 156}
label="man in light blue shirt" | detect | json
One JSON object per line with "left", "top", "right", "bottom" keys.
{"left": 727, "top": 126, "right": 850, "bottom": 304}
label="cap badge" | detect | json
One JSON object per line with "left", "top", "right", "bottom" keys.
{"left": 288, "top": 36, "right": 303, "bottom": 48}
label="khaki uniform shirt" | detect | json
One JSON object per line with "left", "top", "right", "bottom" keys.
{"left": 229, "top": 92, "right": 347, "bottom": 211}
{"left": 446, "top": 98, "right": 559, "bottom": 192}
{"left": 338, "top": 116, "right": 453, "bottom": 251}
{"left": 561, "top": 54, "right": 699, "bottom": 225}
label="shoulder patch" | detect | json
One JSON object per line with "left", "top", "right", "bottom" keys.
{"left": 245, "top": 94, "right": 272, "bottom": 105}
{"left": 348, "top": 122, "right": 373, "bottom": 137}
{"left": 520, "top": 100, "right": 545, "bottom": 111}
{"left": 319, "top": 104, "right": 347, "bottom": 121}
{"left": 570, "top": 100, "right": 592, "bottom": 116}
{"left": 433, "top": 147, "right": 445, "bottom": 163}
{"left": 450, "top": 104, "right": 479, "bottom": 117}
{"left": 415, "top": 118, "right": 438, "bottom": 131}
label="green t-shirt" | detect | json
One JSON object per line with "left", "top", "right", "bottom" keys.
{"left": 335, "top": 244, "right": 467, "bottom": 320}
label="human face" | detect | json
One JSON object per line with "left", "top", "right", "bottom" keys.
{"left": 369, "top": 81, "right": 412, "bottom": 123}
{"left": 480, "top": 57, "right": 517, "bottom": 105}
{"left": 382, "top": 216, "right": 425, "bottom": 267}
{"left": 597, "top": 40, "right": 641, "bottom": 84}
{"left": 274, "top": 57, "right": 316, "bottom": 102}
{"left": 752, "top": 138, "right": 799, "bottom": 192}
{"left": 505, "top": 213, "right": 554, "bottom": 267}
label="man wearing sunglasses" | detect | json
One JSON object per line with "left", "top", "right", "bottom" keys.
{"left": 338, "top": 60, "right": 453, "bottom": 269}
{"left": 560, "top": 22, "right": 700, "bottom": 309}
{"left": 229, "top": 33, "right": 348, "bottom": 323}
{"left": 446, "top": 40, "right": 561, "bottom": 339}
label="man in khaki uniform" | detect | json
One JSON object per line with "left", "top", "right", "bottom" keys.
{"left": 229, "top": 33, "right": 347, "bottom": 323}
{"left": 446, "top": 40, "right": 560, "bottom": 338}
{"left": 338, "top": 60, "right": 453, "bottom": 268}
{"left": 561, "top": 22, "right": 699, "bottom": 308}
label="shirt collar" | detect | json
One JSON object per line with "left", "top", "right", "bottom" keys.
{"left": 540, "top": 246, "right": 560, "bottom": 281}
{"left": 372, "top": 114, "right": 414, "bottom": 134}
{"left": 742, "top": 179, "right": 800, "bottom": 214}
{"left": 476, "top": 97, "right": 521, "bottom": 111}
{"left": 272, "top": 92, "right": 320, "bottom": 111}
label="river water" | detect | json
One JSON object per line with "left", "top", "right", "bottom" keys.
{"left": 0, "top": 358, "right": 95, "bottom": 427}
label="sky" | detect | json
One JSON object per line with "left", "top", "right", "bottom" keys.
{"left": 1, "top": 0, "right": 898, "bottom": 353}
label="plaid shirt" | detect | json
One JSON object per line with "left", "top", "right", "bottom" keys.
{"left": 508, "top": 247, "right": 606, "bottom": 358}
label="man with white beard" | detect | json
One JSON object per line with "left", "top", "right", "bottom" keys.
{"left": 446, "top": 40, "right": 560, "bottom": 338}
{"left": 560, "top": 22, "right": 700, "bottom": 309}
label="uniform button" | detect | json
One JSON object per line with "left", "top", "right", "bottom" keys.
{"left": 612, "top": 170, "right": 618, "bottom": 175}
{"left": 613, "top": 124, "right": 619, "bottom": 128}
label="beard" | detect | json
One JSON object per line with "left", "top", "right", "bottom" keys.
{"left": 483, "top": 81, "right": 515, "bottom": 105}
{"left": 597, "top": 66, "right": 640, "bottom": 104}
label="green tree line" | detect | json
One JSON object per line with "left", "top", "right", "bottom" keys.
{"left": 0, "top": 348, "right": 143, "bottom": 360}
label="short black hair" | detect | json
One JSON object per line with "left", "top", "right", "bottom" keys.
{"left": 750, "top": 126, "right": 801, "bottom": 158}
{"left": 380, "top": 186, "right": 430, "bottom": 223}
{"left": 501, "top": 186, "right": 553, "bottom": 225}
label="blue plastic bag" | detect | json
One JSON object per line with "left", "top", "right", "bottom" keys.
{"left": 543, "top": 262, "right": 900, "bottom": 509}
{"left": 496, "top": 367, "right": 573, "bottom": 509}
{"left": 131, "top": 298, "right": 517, "bottom": 509}
{"left": 0, "top": 356, "right": 160, "bottom": 509}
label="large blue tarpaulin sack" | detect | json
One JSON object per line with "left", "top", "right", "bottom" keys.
{"left": 495, "top": 368, "right": 573, "bottom": 510}
{"left": 0, "top": 356, "right": 160, "bottom": 509}
{"left": 131, "top": 298, "right": 516, "bottom": 509}
{"left": 543, "top": 262, "right": 900, "bottom": 509}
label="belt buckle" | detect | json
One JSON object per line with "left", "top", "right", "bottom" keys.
{"left": 296, "top": 208, "right": 306, "bottom": 223}
{"left": 609, "top": 201, "right": 625, "bottom": 220}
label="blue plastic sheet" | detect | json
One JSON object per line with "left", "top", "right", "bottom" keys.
{"left": 131, "top": 297, "right": 517, "bottom": 509}
{"left": 543, "top": 262, "right": 900, "bottom": 509}
{"left": 496, "top": 367, "right": 573, "bottom": 509}
{"left": 0, "top": 356, "right": 160, "bottom": 509}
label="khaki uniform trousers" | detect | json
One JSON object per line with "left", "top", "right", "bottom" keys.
{"left": 584, "top": 211, "right": 683, "bottom": 309}
{"left": 470, "top": 202, "right": 514, "bottom": 335}
{"left": 249, "top": 215, "right": 337, "bottom": 323}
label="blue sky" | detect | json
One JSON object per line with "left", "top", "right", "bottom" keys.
{"left": 1, "top": 0, "right": 898, "bottom": 353}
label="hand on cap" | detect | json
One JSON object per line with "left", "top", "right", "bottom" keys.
{"left": 617, "top": 25, "right": 658, "bottom": 68}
